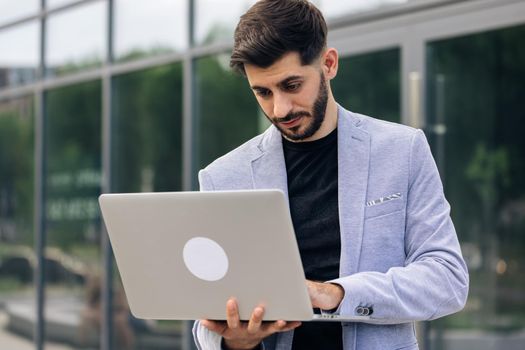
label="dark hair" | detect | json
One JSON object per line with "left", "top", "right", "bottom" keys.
{"left": 230, "top": 0, "right": 327, "bottom": 75}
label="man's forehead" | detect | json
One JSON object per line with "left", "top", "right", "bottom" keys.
{"left": 244, "top": 52, "right": 316, "bottom": 87}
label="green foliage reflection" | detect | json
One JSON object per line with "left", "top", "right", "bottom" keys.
{"left": 426, "top": 24, "right": 525, "bottom": 334}
{"left": 45, "top": 81, "right": 102, "bottom": 254}
{"left": 112, "top": 64, "right": 183, "bottom": 193}
{"left": 194, "top": 54, "right": 260, "bottom": 177}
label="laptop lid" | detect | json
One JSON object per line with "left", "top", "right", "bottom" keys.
{"left": 99, "top": 190, "right": 315, "bottom": 321}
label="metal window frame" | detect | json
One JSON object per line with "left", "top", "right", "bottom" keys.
{"left": 1, "top": 0, "right": 525, "bottom": 349}
{"left": 0, "top": 0, "right": 102, "bottom": 32}
{"left": 182, "top": 0, "right": 196, "bottom": 348}
{"left": 100, "top": 0, "right": 114, "bottom": 348}
{"left": 34, "top": 0, "right": 47, "bottom": 347}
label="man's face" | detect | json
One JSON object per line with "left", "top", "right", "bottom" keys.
{"left": 244, "top": 52, "right": 329, "bottom": 142}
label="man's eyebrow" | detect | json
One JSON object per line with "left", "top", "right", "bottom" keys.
{"left": 250, "top": 75, "right": 304, "bottom": 91}
{"left": 251, "top": 85, "right": 267, "bottom": 91}
{"left": 277, "top": 75, "right": 303, "bottom": 88}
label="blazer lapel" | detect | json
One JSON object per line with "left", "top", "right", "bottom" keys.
{"left": 251, "top": 108, "right": 370, "bottom": 276}
{"left": 251, "top": 126, "right": 289, "bottom": 199}
{"left": 337, "top": 106, "right": 371, "bottom": 275}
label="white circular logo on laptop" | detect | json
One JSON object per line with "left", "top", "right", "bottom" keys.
{"left": 183, "top": 237, "right": 229, "bottom": 282}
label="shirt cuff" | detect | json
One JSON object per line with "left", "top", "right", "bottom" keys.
{"left": 193, "top": 320, "right": 222, "bottom": 350}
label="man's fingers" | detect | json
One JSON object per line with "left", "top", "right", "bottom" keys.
{"left": 246, "top": 306, "right": 264, "bottom": 334}
{"left": 226, "top": 298, "right": 240, "bottom": 329}
{"left": 200, "top": 319, "right": 227, "bottom": 335}
{"left": 280, "top": 321, "right": 302, "bottom": 332}
{"left": 268, "top": 320, "right": 302, "bottom": 333}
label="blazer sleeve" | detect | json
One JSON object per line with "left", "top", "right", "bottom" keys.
{"left": 198, "top": 169, "right": 215, "bottom": 191}
{"left": 330, "top": 129, "right": 469, "bottom": 324}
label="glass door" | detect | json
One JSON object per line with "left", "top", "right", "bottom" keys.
{"left": 425, "top": 23, "right": 525, "bottom": 350}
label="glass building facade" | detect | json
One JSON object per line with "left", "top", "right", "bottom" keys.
{"left": 0, "top": 0, "right": 524, "bottom": 349}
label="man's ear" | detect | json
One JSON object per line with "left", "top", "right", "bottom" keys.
{"left": 322, "top": 48, "right": 339, "bottom": 80}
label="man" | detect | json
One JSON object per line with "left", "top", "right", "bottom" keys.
{"left": 193, "top": 1, "right": 469, "bottom": 349}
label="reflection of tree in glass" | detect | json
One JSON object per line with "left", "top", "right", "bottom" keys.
{"left": 116, "top": 46, "right": 175, "bottom": 63}
{"left": 465, "top": 144, "right": 510, "bottom": 207}
{"left": 426, "top": 24, "right": 525, "bottom": 333}
{"left": 47, "top": 54, "right": 103, "bottom": 77}
{"left": 46, "top": 81, "right": 102, "bottom": 252}
{"left": 202, "top": 23, "right": 233, "bottom": 45}
{"left": 112, "top": 64, "right": 183, "bottom": 193}
{"left": 332, "top": 49, "right": 400, "bottom": 123}
{"left": 0, "top": 99, "right": 34, "bottom": 246}
{"left": 195, "top": 54, "right": 259, "bottom": 174}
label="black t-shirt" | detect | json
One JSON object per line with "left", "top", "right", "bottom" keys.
{"left": 282, "top": 129, "right": 343, "bottom": 350}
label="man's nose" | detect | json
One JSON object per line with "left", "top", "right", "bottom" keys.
{"left": 273, "top": 93, "right": 292, "bottom": 119}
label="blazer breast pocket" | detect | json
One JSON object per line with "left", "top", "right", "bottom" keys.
{"left": 364, "top": 194, "right": 405, "bottom": 219}
{"left": 362, "top": 196, "right": 406, "bottom": 272}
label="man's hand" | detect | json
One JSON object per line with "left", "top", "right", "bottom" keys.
{"left": 200, "top": 298, "right": 302, "bottom": 350}
{"left": 306, "top": 280, "right": 344, "bottom": 311}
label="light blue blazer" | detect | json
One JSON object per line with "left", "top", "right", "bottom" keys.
{"left": 193, "top": 105, "right": 469, "bottom": 350}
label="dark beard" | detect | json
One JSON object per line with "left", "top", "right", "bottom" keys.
{"left": 269, "top": 73, "right": 328, "bottom": 141}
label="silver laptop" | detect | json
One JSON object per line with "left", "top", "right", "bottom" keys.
{"left": 99, "top": 190, "right": 370, "bottom": 322}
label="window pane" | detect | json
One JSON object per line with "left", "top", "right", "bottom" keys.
{"left": 0, "top": 22, "right": 39, "bottom": 89}
{"left": 0, "top": 96, "right": 35, "bottom": 349}
{"left": 112, "top": 64, "right": 183, "bottom": 193}
{"left": 194, "top": 54, "right": 260, "bottom": 182}
{"left": 0, "top": 0, "right": 39, "bottom": 25}
{"left": 111, "top": 64, "right": 183, "bottom": 347}
{"left": 194, "top": 0, "right": 256, "bottom": 46}
{"left": 332, "top": 48, "right": 400, "bottom": 123}
{"left": 114, "top": 0, "right": 188, "bottom": 62}
{"left": 44, "top": 80, "right": 102, "bottom": 349}
{"left": 46, "top": 1, "right": 106, "bottom": 77}
{"left": 426, "top": 24, "right": 525, "bottom": 349}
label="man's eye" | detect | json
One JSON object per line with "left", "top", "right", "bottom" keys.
{"left": 286, "top": 83, "right": 301, "bottom": 91}
{"left": 256, "top": 89, "right": 272, "bottom": 97}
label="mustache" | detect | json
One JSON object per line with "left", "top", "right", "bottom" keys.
{"left": 274, "top": 111, "right": 311, "bottom": 123}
